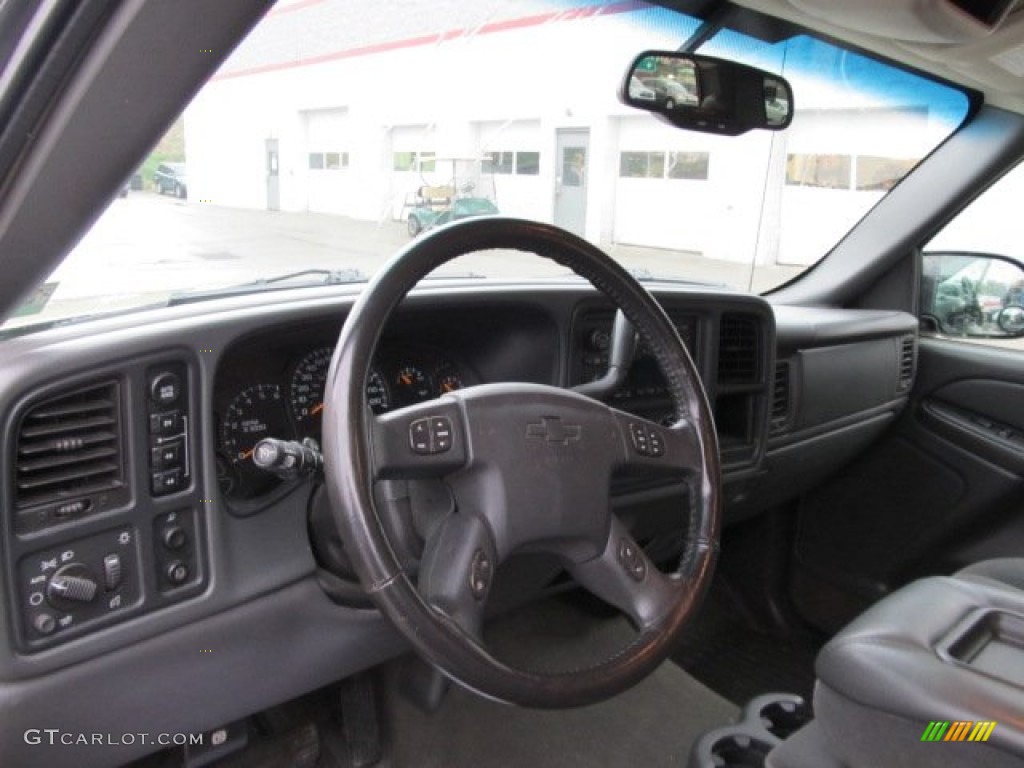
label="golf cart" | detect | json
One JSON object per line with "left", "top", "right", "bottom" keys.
{"left": 405, "top": 156, "right": 499, "bottom": 237}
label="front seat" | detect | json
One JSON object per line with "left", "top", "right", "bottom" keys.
{"left": 768, "top": 559, "right": 1024, "bottom": 768}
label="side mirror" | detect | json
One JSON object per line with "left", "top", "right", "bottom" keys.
{"left": 921, "top": 252, "right": 1024, "bottom": 338}
{"left": 619, "top": 51, "right": 793, "bottom": 136}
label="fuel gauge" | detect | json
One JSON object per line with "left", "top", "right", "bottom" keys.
{"left": 437, "top": 370, "right": 463, "bottom": 395}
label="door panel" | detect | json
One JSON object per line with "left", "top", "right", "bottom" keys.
{"left": 790, "top": 337, "right": 1024, "bottom": 634}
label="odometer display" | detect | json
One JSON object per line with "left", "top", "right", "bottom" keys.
{"left": 221, "top": 384, "right": 289, "bottom": 468}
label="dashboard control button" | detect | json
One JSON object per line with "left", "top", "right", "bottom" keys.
{"left": 102, "top": 554, "right": 123, "bottom": 591}
{"left": 149, "top": 371, "right": 182, "bottom": 406}
{"left": 47, "top": 565, "right": 98, "bottom": 604}
{"left": 33, "top": 614, "right": 57, "bottom": 636}
{"left": 151, "top": 440, "right": 183, "bottom": 470}
{"left": 150, "top": 410, "right": 182, "bottom": 436}
{"left": 151, "top": 468, "right": 184, "bottom": 496}
{"left": 166, "top": 561, "right": 190, "bottom": 586}
{"left": 162, "top": 526, "right": 187, "bottom": 551}
{"left": 54, "top": 499, "right": 89, "bottom": 519}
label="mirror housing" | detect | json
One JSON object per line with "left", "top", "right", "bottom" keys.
{"left": 619, "top": 51, "right": 793, "bottom": 136}
{"left": 921, "top": 252, "right": 1024, "bottom": 338}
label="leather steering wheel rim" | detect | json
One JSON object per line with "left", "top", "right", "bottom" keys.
{"left": 323, "top": 216, "right": 721, "bottom": 708}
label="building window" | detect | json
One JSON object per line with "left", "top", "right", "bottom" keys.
{"left": 619, "top": 151, "right": 666, "bottom": 179}
{"left": 393, "top": 151, "right": 435, "bottom": 172}
{"left": 855, "top": 156, "right": 915, "bottom": 191}
{"left": 516, "top": 151, "right": 540, "bottom": 175}
{"left": 667, "top": 151, "right": 709, "bottom": 180}
{"left": 786, "top": 154, "right": 852, "bottom": 189}
{"left": 485, "top": 151, "right": 515, "bottom": 174}
{"left": 310, "top": 152, "right": 350, "bottom": 171}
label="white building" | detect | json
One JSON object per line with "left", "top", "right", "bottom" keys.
{"left": 186, "top": 0, "right": 960, "bottom": 268}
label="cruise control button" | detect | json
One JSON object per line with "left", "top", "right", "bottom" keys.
{"left": 409, "top": 419, "right": 431, "bottom": 454}
{"left": 430, "top": 416, "right": 453, "bottom": 453}
{"left": 648, "top": 430, "right": 665, "bottom": 457}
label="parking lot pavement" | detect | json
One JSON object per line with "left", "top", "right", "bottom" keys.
{"left": 44, "top": 192, "right": 800, "bottom": 309}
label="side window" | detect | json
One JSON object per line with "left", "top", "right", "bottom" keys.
{"left": 922, "top": 161, "right": 1024, "bottom": 349}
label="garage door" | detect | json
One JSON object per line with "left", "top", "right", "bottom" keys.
{"left": 305, "top": 108, "right": 353, "bottom": 215}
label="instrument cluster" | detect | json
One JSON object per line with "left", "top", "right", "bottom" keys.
{"left": 216, "top": 343, "right": 472, "bottom": 500}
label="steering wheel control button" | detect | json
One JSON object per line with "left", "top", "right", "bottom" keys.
{"left": 617, "top": 538, "right": 647, "bottom": 582}
{"left": 430, "top": 417, "right": 453, "bottom": 452}
{"left": 629, "top": 423, "right": 664, "bottom": 457}
{"left": 166, "top": 561, "right": 190, "bottom": 586}
{"left": 409, "top": 419, "right": 432, "bottom": 454}
{"left": 409, "top": 416, "right": 454, "bottom": 455}
{"left": 470, "top": 549, "right": 493, "bottom": 600}
{"left": 102, "top": 554, "right": 123, "bottom": 591}
{"left": 149, "top": 371, "right": 182, "bottom": 406}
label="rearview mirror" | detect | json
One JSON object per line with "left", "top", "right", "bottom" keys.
{"left": 921, "top": 252, "right": 1024, "bottom": 338}
{"left": 619, "top": 51, "right": 793, "bottom": 136}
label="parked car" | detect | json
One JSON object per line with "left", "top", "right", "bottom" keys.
{"left": 153, "top": 161, "right": 187, "bottom": 198}
{"left": 641, "top": 76, "right": 697, "bottom": 109}
{"left": 1, "top": 2, "right": 1024, "bottom": 768}
{"left": 628, "top": 75, "right": 656, "bottom": 101}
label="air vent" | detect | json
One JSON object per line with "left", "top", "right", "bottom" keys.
{"left": 718, "top": 313, "right": 760, "bottom": 386}
{"left": 14, "top": 381, "right": 124, "bottom": 510}
{"left": 770, "top": 361, "right": 792, "bottom": 435}
{"left": 897, "top": 335, "right": 916, "bottom": 392}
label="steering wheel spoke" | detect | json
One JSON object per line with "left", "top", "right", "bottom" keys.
{"left": 369, "top": 400, "right": 467, "bottom": 479}
{"left": 417, "top": 511, "right": 498, "bottom": 641}
{"left": 567, "top": 516, "right": 682, "bottom": 630}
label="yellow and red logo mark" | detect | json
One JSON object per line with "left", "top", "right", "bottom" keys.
{"left": 921, "top": 721, "right": 997, "bottom": 742}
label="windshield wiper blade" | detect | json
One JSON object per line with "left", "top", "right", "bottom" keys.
{"left": 167, "top": 268, "right": 367, "bottom": 305}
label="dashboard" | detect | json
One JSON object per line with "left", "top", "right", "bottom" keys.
{"left": 0, "top": 280, "right": 917, "bottom": 768}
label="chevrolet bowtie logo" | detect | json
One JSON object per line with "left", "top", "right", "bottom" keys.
{"left": 526, "top": 416, "right": 581, "bottom": 445}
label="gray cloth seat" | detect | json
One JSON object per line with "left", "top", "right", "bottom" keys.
{"left": 768, "top": 559, "right": 1024, "bottom": 768}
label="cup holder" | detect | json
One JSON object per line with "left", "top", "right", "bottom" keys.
{"left": 747, "top": 693, "right": 812, "bottom": 740}
{"left": 688, "top": 694, "right": 812, "bottom": 768}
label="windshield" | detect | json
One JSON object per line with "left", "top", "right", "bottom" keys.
{"left": 3, "top": 0, "right": 970, "bottom": 332}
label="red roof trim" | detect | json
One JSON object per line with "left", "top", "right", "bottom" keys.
{"left": 214, "top": 1, "right": 644, "bottom": 81}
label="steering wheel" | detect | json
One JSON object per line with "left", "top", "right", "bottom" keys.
{"left": 323, "top": 217, "right": 721, "bottom": 708}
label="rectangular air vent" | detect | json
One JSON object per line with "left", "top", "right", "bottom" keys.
{"left": 718, "top": 313, "right": 760, "bottom": 386}
{"left": 897, "top": 335, "right": 916, "bottom": 392}
{"left": 770, "top": 361, "right": 792, "bottom": 435}
{"left": 14, "top": 381, "right": 124, "bottom": 510}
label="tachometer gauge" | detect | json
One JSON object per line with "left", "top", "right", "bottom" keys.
{"left": 366, "top": 369, "right": 391, "bottom": 413}
{"left": 221, "top": 384, "right": 290, "bottom": 468}
{"left": 394, "top": 364, "right": 432, "bottom": 404}
{"left": 290, "top": 347, "right": 333, "bottom": 434}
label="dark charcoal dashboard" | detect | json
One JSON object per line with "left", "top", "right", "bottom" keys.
{"left": 0, "top": 279, "right": 916, "bottom": 768}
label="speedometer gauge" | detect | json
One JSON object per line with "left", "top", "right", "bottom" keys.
{"left": 221, "top": 384, "right": 289, "bottom": 468}
{"left": 290, "top": 347, "right": 333, "bottom": 435}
